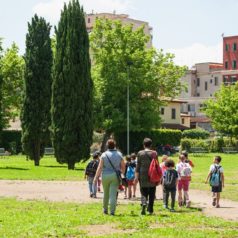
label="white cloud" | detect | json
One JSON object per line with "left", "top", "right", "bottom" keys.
{"left": 165, "top": 42, "right": 223, "bottom": 68}
{"left": 33, "top": 0, "right": 134, "bottom": 23}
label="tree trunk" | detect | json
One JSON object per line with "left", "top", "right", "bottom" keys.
{"left": 68, "top": 162, "right": 75, "bottom": 170}
{"left": 33, "top": 140, "right": 41, "bottom": 166}
{"left": 100, "top": 131, "right": 111, "bottom": 153}
{"left": 34, "top": 159, "right": 40, "bottom": 166}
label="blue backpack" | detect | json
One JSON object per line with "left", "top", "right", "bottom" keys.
{"left": 210, "top": 165, "right": 221, "bottom": 187}
{"left": 126, "top": 165, "right": 135, "bottom": 180}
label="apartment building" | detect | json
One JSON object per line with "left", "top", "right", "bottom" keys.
{"left": 85, "top": 12, "right": 153, "bottom": 47}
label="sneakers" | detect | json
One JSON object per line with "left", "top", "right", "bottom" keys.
{"left": 141, "top": 205, "right": 146, "bottom": 215}
{"left": 186, "top": 200, "right": 191, "bottom": 208}
{"left": 103, "top": 209, "right": 108, "bottom": 215}
{"left": 163, "top": 204, "right": 169, "bottom": 209}
{"left": 170, "top": 208, "right": 175, "bottom": 212}
{"left": 216, "top": 204, "right": 220, "bottom": 208}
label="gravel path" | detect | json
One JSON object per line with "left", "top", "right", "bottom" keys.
{"left": 0, "top": 180, "right": 237, "bottom": 221}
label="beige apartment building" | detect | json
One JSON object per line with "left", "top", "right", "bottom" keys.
{"left": 85, "top": 12, "right": 153, "bottom": 48}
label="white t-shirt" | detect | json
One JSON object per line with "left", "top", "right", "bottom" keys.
{"left": 209, "top": 164, "right": 224, "bottom": 173}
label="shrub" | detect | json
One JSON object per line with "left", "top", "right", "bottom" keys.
{"left": 180, "top": 138, "right": 210, "bottom": 152}
{"left": 182, "top": 129, "right": 210, "bottom": 139}
{"left": 114, "top": 129, "right": 182, "bottom": 154}
{"left": 0, "top": 130, "right": 22, "bottom": 154}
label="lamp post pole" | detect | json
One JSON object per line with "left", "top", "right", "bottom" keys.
{"left": 127, "top": 66, "right": 130, "bottom": 155}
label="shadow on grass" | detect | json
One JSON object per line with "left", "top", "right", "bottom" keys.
{"left": 41, "top": 165, "right": 84, "bottom": 171}
{"left": 0, "top": 166, "right": 29, "bottom": 171}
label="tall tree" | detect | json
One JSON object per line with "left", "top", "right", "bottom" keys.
{"left": 52, "top": 0, "right": 93, "bottom": 170}
{"left": 90, "top": 19, "right": 186, "bottom": 136}
{"left": 204, "top": 83, "right": 238, "bottom": 137}
{"left": 21, "top": 15, "right": 53, "bottom": 166}
{"left": 0, "top": 43, "right": 25, "bottom": 128}
{"left": 0, "top": 39, "right": 3, "bottom": 134}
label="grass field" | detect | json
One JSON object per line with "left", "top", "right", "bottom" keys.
{"left": 0, "top": 198, "right": 237, "bottom": 238}
{"left": 0, "top": 153, "right": 237, "bottom": 201}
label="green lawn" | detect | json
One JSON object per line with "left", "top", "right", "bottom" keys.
{"left": 0, "top": 198, "right": 237, "bottom": 238}
{"left": 0, "top": 156, "right": 85, "bottom": 181}
{"left": 0, "top": 153, "right": 237, "bottom": 201}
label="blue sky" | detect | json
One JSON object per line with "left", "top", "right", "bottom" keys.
{"left": 0, "top": 0, "right": 237, "bottom": 67}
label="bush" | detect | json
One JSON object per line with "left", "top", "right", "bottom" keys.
{"left": 114, "top": 129, "right": 182, "bottom": 154}
{"left": 181, "top": 137, "right": 238, "bottom": 153}
{"left": 182, "top": 129, "right": 210, "bottom": 139}
{"left": 180, "top": 138, "right": 210, "bottom": 152}
{"left": 0, "top": 130, "right": 22, "bottom": 154}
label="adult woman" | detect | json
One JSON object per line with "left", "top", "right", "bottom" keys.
{"left": 94, "top": 139, "right": 125, "bottom": 215}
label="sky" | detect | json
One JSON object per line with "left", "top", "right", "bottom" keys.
{"left": 0, "top": 0, "right": 237, "bottom": 67}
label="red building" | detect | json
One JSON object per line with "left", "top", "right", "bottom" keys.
{"left": 223, "top": 35, "right": 238, "bottom": 84}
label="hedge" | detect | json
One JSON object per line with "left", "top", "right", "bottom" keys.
{"left": 182, "top": 129, "right": 210, "bottom": 139}
{"left": 181, "top": 137, "right": 238, "bottom": 153}
{"left": 114, "top": 129, "right": 182, "bottom": 154}
{"left": 0, "top": 130, "right": 22, "bottom": 154}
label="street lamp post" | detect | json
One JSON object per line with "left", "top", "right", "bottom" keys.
{"left": 126, "top": 61, "right": 133, "bottom": 155}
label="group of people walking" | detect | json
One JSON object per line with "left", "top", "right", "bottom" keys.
{"left": 85, "top": 138, "right": 225, "bottom": 216}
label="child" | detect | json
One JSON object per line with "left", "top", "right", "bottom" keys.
{"left": 124, "top": 155, "right": 135, "bottom": 199}
{"left": 131, "top": 153, "right": 137, "bottom": 198}
{"left": 160, "top": 155, "right": 169, "bottom": 176}
{"left": 85, "top": 152, "right": 99, "bottom": 198}
{"left": 176, "top": 154, "right": 192, "bottom": 208}
{"left": 163, "top": 159, "right": 178, "bottom": 212}
{"left": 181, "top": 150, "right": 194, "bottom": 168}
{"left": 205, "top": 156, "right": 224, "bottom": 208}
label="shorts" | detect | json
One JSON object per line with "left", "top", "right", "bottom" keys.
{"left": 212, "top": 185, "right": 222, "bottom": 193}
{"left": 127, "top": 180, "right": 134, "bottom": 186}
{"left": 178, "top": 180, "right": 190, "bottom": 191}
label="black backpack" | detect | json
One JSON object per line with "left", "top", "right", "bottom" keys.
{"left": 85, "top": 160, "right": 98, "bottom": 177}
{"left": 164, "top": 170, "right": 177, "bottom": 189}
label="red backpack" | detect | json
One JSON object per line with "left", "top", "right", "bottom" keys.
{"left": 148, "top": 151, "right": 162, "bottom": 184}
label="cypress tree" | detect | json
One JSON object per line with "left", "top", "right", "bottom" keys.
{"left": 52, "top": 0, "right": 93, "bottom": 170}
{"left": 0, "top": 40, "right": 3, "bottom": 136}
{"left": 21, "top": 15, "right": 53, "bottom": 166}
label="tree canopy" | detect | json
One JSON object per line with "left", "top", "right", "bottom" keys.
{"left": 204, "top": 83, "right": 238, "bottom": 137}
{"left": 21, "top": 15, "right": 53, "bottom": 166}
{"left": 90, "top": 18, "right": 186, "bottom": 134}
{"left": 51, "top": 0, "right": 93, "bottom": 169}
{"left": 0, "top": 43, "right": 25, "bottom": 128}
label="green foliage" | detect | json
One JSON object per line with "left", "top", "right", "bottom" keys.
{"left": 204, "top": 83, "right": 238, "bottom": 137}
{"left": 0, "top": 39, "right": 3, "bottom": 133}
{"left": 21, "top": 15, "right": 53, "bottom": 166}
{"left": 52, "top": 0, "right": 93, "bottom": 169}
{"left": 115, "top": 129, "right": 182, "bottom": 154}
{"left": 0, "top": 43, "right": 25, "bottom": 128}
{"left": 181, "top": 137, "right": 238, "bottom": 152}
{"left": 90, "top": 18, "right": 186, "bottom": 133}
{"left": 182, "top": 128, "right": 210, "bottom": 139}
{"left": 0, "top": 130, "right": 22, "bottom": 154}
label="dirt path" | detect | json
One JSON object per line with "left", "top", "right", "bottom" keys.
{"left": 0, "top": 180, "right": 237, "bottom": 221}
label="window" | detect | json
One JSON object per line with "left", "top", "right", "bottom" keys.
{"left": 223, "top": 76, "right": 229, "bottom": 85}
{"left": 226, "top": 44, "right": 229, "bottom": 51}
{"left": 205, "top": 81, "right": 208, "bottom": 91}
{"left": 182, "top": 118, "right": 185, "bottom": 124}
{"left": 231, "top": 76, "right": 237, "bottom": 84}
{"left": 197, "top": 93, "right": 200, "bottom": 97}
{"left": 188, "top": 104, "right": 195, "bottom": 112}
{"left": 232, "top": 60, "right": 237, "bottom": 69}
{"left": 210, "top": 79, "right": 213, "bottom": 84}
{"left": 225, "top": 61, "right": 228, "bottom": 69}
{"left": 215, "top": 77, "right": 218, "bottom": 86}
{"left": 88, "top": 18, "right": 91, "bottom": 23}
{"left": 233, "top": 43, "right": 237, "bottom": 51}
{"left": 171, "top": 108, "right": 176, "bottom": 119}
{"left": 197, "top": 78, "right": 200, "bottom": 87}
{"left": 161, "top": 108, "right": 164, "bottom": 115}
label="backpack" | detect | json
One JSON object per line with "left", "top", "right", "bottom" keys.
{"left": 85, "top": 160, "right": 98, "bottom": 177}
{"left": 164, "top": 170, "right": 177, "bottom": 189}
{"left": 126, "top": 165, "right": 135, "bottom": 180}
{"left": 180, "top": 162, "right": 192, "bottom": 181}
{"left": 148, "top": 152, "right": 162, "bottom": 184}
{"left": 210, "top": 165, "right": 221, "bottom": 187}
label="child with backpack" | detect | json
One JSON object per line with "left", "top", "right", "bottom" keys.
{"left": 124, "top": 155, "right": 136, "bottom": 199}
{"left": 205, "top": 156, "right": 224, "bottom": 208}
{"left": 163, "top": 159, "right": 178, "bottom": 212}
{"left": 176, "top": 154, "right": 192, "bottom": 208}
{"left": 131, "top": 153, "right": 137, "bottom": 198}
{"left": 85, "top": 152, "right": 100, "bottom": 198}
